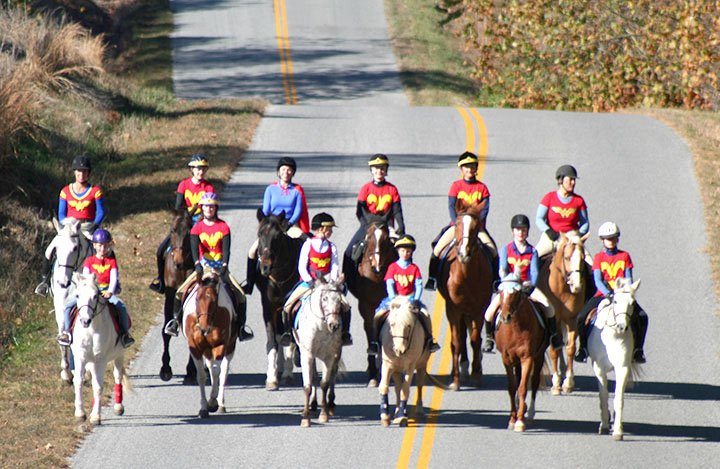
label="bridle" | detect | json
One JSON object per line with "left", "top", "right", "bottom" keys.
{"left": 55, "top": 233, "right": 85, "bottom": 288}
{"left": 194, "top": 280, "right": 220, "bottom": 337}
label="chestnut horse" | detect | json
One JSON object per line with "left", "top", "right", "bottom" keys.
{"left": 256, "top": 209, "right": 303, "bottom": 390}
{"left": 378, "top": 297, "right": 430, "bottom": 427}
{"left": 537, "top": 233, "right": 590, "bottom": 395}
{"left": 437, "top": 201, "right": 494, "bottom": 390}
{"left": 182, "top": 270, "right": 239, "bottom": 418}
{"left": 159, "top": 208, "right": 196, "bottom": 383}
{"left": 347, "top": 220, "right": 397, "bottom": 386}
{"left": 494, "top": 270, "right": 548, "bottom": 432}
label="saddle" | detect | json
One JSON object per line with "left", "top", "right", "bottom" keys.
{"left": 68, "top": 303, "right": 131, "bottom": 337}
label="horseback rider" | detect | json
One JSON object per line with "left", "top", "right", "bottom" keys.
{"left": 243, "top": 156, "right": 309, "bottom": 295}
{"left": 57, "top": 229, "right": 134, "bottom": 348}
{"left": 342, "top": 154, "right": 406, "bottom": 290}
{"left": 280, "top": 213, "right": 353, "bottom": 347}
{"left": 35, "top": 155, "right": 106, "bottom": 296}
{"left": 367, "top": 234, "right": 440, "bottom": 356}
{"left": 535, "top": 164, "right": 591, "bottom": 263}
{"left": 483, "top": 214, "right": 563, "bottom": 352}
{"left": 425, "top": 151, "right": 497, "bottom": 290}
{"left": 574, "top": 222, "right": 648, "bottom": 363}
{"left": 164, "top": 193, "right": 245, "bottom": 337}
{"left": 149, "top": 153, "right": 215, "bottom": 294}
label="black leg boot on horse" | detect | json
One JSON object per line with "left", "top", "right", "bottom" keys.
{"left": 149, "top": 236, "right": 170, "bottom": 294}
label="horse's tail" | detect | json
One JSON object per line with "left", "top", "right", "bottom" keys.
{"left": 626, "top": 362, "right": 644, "bottom": 389}
{"left": 427, "top": 372, "right": 449, "bottom": 390}
{"left": 336, "top": 358, "right": 347, "bottom": 381}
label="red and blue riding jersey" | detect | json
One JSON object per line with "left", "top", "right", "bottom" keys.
{"left": 499, "top": 241, "right": 539, "bottom": 285}
{"left": 298, "top": 237, "right": 338, "bottom": 283}
{"left": 537, "top": 191, "right": 588, "bottom": 234}
{"left": 357, "top": 181, "right": 401, "bottom": 215}
{"left": 593, "top": 248, "right": 634, "bottom": 297}
{"left": 385, "top": 260, "right": 423, "bottom": 299}
{"left": 177, "top": 178, "right": 215, "bottom": 218}
{"left": 190, "top": 219, "right": 231, "bottom": 266}
{"left": 59, "top": 184, "right": 105, "bottom": 224}
{"left": 82, "top": 255, "right": 118, "bottom": 293}
{"left": 448, "top": 179, "right": 490, "bottom": 222}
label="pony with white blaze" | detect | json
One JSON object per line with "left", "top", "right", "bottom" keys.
{"left": 71, "top": 272, "right": 130, "bottom": 424}
{"left": 46, "top": 217, "right": 92, "bottom": 383}
{"left": 293, "top": 275, "right": 345, "bottom": 427}
{"left": 587, "top": 277, "right": 642, "bottom": 441}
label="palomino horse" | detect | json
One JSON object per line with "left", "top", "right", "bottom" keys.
{"left": 378, "top": 297, "right": 430, "bottom": 427}
{"left": 47, "top": 217, "right": 92, "bottom": 383}
{"left": 588, "top": 278, "right": 642, "bottom": 441}
{"left": 347, "top": 220, "right": 397, "bottom": 386}
{"left": 537, "top": 232, "right": 590, "bottom": 395}
{"left": 159, "top": 208, "right": 197, "bottom": 384}
{"left": 256, "top": 209, "right": 302, "bottom": 390}
{"left": 437, "top": 201, "right": 494, "bottom": 390}
{"left": 182, "top": 270, "right": 239, "bottom": 418}
{"left": 494, "top": 270, "right": 548, "bottom": 432}
{"left": 71, "top": 272, "right": 131, "bottom": 424}
{"left": 293, "top": 276, "right": 346, "bottom": 427}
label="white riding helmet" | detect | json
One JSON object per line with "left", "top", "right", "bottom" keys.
{"left": 598, "top": 221, "right": 620, "bottom": 239}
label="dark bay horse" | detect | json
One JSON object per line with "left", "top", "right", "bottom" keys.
{"left": 437, "top": 201, "right": 494, "bottom": 390}
{"left": 537, "top": 233, "right": 590, "bottom": 395}
{"left": 347, "top": 220, "right": 397, "bottom": 386}
{"left": 256, "top": 209, "right": 303, "bottom": 390}
{"left": 494, "top": 271, "right": 548, "bottom": 432}
{"left": 159, "top": 208, "right": 197, "bottom": 383}
{"left": 182, "top": 270, "right": 238, "bottom": 418}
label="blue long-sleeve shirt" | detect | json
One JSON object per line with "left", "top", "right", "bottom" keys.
{"left": 262, "top": 182, "right": 302, "bottom": 225}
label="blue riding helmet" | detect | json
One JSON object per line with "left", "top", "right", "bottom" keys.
{"left": 188, "top": 153, "right": 209, "bottom": 167}
{"left": 92, "top": 229, "right": 112, "bottom": 244}
{"left": 199, "top": 192, "right": 220, "bottom": 206}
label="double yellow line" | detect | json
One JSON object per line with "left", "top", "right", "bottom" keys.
{"left": 273, "top": 0, "right": 297, "bottom": 104}
{"left": 396, "top": 108, "right": 488, "bottom": 469}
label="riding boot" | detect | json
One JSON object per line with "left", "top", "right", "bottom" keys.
{"left": 241, "top": 257, "right": 257, "bottom": 295}
{"left": 417, "top": 312, "right": 440, "bottom": 353}
{"left": 632, "top": 309, "right": 648, "bottom": 363}
{"left": 425, "top": 254, "right": 439, "bottom": 290}
{"left": 35, "top": 254, "right": 54, "bottom": 297}
{"left": 164, "top": 307, "right": 183, "bottom": 337}
{"left": 341, "top": 307, "right": 353, "bottom": 346}
{"left": 279, "top": 308, "right": 294, "bottom": 346}
{"left": 367, "top": 311, "right": 386, "bottom": 356}
{"left": 574, "top": 320, "right": 588, "bottom": 363}
{"left": 482, "top": 320, "right": 495, "bottom": 353}
{"left": 547, "top": 317, "right": 564, "bottom": 350}
{"left": 149, "top": 237, "right": 169, "bottom": 294}
{"left": 120, "top": 330, "right": 135, "bottom": 348}
{"left": 342, "top": 254, "right": 356, "bottom": 293}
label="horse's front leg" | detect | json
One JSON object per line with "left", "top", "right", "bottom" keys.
{"left": 448, "top": 322, "right": 462, "bottom": 391}
{"left": 280, "top": 344, "right": 295, "bottom": 385}
{"left": 504, "top": 363, "right": 518, "bottom": 430}
{"left": 60, "top": 345, "right": 73, "bottom": 384}
{"left": 611, "top": 366, "right": 630, "bottom": 441}
{"left": 159, "top": 291, "right": 175, "bottom": 382}
{"left": 193, "top": 354, "right": 210, "bottom": 418}
{"left": 562, "top": 324, "right": 576, "bottom": 393}
{"left": 318, "top": 378, "right": 330, "bottom": 424}
{"left": 88, "top": 360, "right": 105, "bottom": 425}
{"left": 360, "top": 303, "right": 379, "bottom": 386}
{"left": 265, "top": 321, "right": 279, "bottom": 390}
{"left": 512, "top": 358, "right": 533, "bottom": 432}
{"left": 378, "top": 362, "right": 392, "bottom": 426}
{"left": 300, "top": 351, "right": 314, "bottom": 427}
{"left": 206, "top": 357, "right": 221, "bottom": 413}
{"left": 414, "top": 364, "right": 426, "bottom": 418}
{"left": 469, "top": 318, "right": 483, "bottom": 386}
{"left": 393, "top": 371, "right": 411, "bottom": 427}
{"left": 216, "top": 354, "right": 232, "bottom": 414}
{"left": 72, "top": 354, "right": 86, "bottom": 422}
{"left": 112, "top": 358, "right": 125, "bottom": 416}
{"left": 592, "top": 363, "right": 611, "bottom": 435}
{"left": 549, "top": 337, "right": 562, "bottom": 395}
{"left": 527, "top": 355, "right": 544, "bottom": 423}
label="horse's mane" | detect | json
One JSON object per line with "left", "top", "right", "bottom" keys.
{"left": 388, "top": 298, "right": 417, "bottom": 327}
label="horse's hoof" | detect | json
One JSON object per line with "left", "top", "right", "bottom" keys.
{"left": 368, "top": 379, "right": 378, "bottom": 388}
{"left": 612, "top": 433, "right": 624, "bottom": 441}
{"left": 281, "top": 375, "right": 294, "bottom": 385}
{"left": 551, "top": 386, "right": 561, "bottom": 396}
{"left": 448, "top": 382, "right": 460, "bottom": 391}
{"left": 265, "top": 380, "right": 279, "bottom": 391}
{"left": 507, "top": 421, "right": 515, "bottom": 431}
{"left": 318, "top": 413, "right": 329, "bottom": 423}
{"left": 208, "top": 402, "right": 219, "bottom": 413}
{"left": 199, "top": 409, "right": 209, "bottom": 419}
{"left": 90, "top": 416, "right": 101, "bottom": 426}
{"left": 562, "top": 385, "right": 574, "bottom": 394}
{"left": 159, "top": 366, "right": 173, "bottom": 382}
{"left": 328, "top": 406, "right": 336, "bottom": 417}
{"left": 114, "top": 404, "right": 124, "bottom": 416}
{"left": 381, "top": 415, "right": 390, "bottom": 427}
{"left": 394, "top": 416, "right": 408, "bottom": 427}
{"left": 183, "top": 375, "right": 197, "bottom": 386}
{"left": 218, "top": 406, "right": 226, "bottom": 414}
{"left": 599, "top": 426, "right": 610, "bottom": 435}
{"left": 300, "top": 419, "right": 311, "bottom": 428}
{"left": 75, "top": 414, "right": 86, "bottom": 423}
{"left": 514, "top": 420, "right": 526, "bottom": 432}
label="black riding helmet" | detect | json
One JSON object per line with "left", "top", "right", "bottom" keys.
{"left": 511, "top": 214, "right": 530, "bottom": 229}
{"left": 188, "top": 153, "right": 209, "bottom": 167}
{"left": 457, "top": 151, "right": 479, "bottom": 167}
{"left": 555, "top": 164, "right": 578, "bottom": 180}
{"left": 72, "top": 155, "right": 92, "bottom": 171}
{"left": 311, "top": 212, "right": 336, "bottom": 230}
{"left": 394, "top": 234, "right": 417, "bottom": 250}
{"left": 368, "top": 153, "right": 390, "bottom": 167}
{"left": 277, "top": 156, "right": 297, "bottom": 172}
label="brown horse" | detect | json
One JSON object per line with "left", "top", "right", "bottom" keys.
{"left": 183, "top": 270, "right": 238, "bottom": 418}
{"left": 347, "top": 220, "right": 397, "bottom": 386}
{"left": 537, "top": 233, "right": 590, "bottom": 395}
{"left": 437, "top": 201, "right": 494, "bottom": 390}
{"left": 256, "top": 209, "right": 303, "bottom": 390}
{"left": 494, "top": 271, "right": 548, "bottom": 432}
{"left": 159, "top": 208, "right": 197, "bottom": 383}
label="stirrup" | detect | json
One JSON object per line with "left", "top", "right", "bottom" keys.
{"left": 164, "top": 319, "right": 179, "bottom": 337}
{"left": 149, "top": 279, "right": 164, "bottom": 294}
{"left": 428, "top": 340, "right": 440, "bottom": 353}
{"left": 121, "top": 334, "right": 135, "bottom": 348}
{"left": 633, "top": 349, "right": 646, "bottom": 363}
{"left": 482, "top": 338, "right": 495, "bottom": 353}
{"left": 238, "top": 325, "right": 254, "bottom": 341}
{"left": 240, "top": 280, "right": 254, "bottom": 295}
{"left": 550, "top": 333, "right": 564, "bottom": 350}
{"left": 279, "top": 332, "right": 293, "bottom": 347}
{"left": 57, "top": 331, "right": 72, "bottom": 347}
{"left": 574, "top": 347, "right": 588, "bottom": 363}
{"left": 35, "top": 282, "right": 49, "bottom": 297}
{"left": 424, "top": 277, "right": 437, "bottom": 291}
{"left": 341, "top": 333, "right": 353, "bottom": 346}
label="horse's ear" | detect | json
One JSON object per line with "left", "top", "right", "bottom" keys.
{"left": 631, "top": 279, "right": 641, "bottom": 291}
{"left": 454, "top": 198, "right": 466, "bottom": 216}
{"left": 336, "top": 273, "right": 345, "bottom": 285}
{"left": 72, "top": 271, "right": 81, "bottom": 284}
{"left": 256, "top": 207, "right": 265, "bottom": 222}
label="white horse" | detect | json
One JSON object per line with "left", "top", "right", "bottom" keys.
{"left": 71, "top": 272, "right": 130, "bottom": 424}
{"left": 182, "top": 271, "right": 238, "bottom": 418}
{"left": 46, "top": 217, "right": 92, "bottom": 383}
{"left": 293, "top": 275, "right": 345, "bottom": 427}
{"left": 379, "top": 297, "right": 430, "bottom": 427}
{"left": 587, "top": 277, "right": 642, "bottom": 441}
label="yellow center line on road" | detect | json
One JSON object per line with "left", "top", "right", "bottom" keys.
{"left": 273, "top": 0, "right": 297, "bottom": 104}
{"left": 396, "top": 107, "right": 488, "bottom": 468}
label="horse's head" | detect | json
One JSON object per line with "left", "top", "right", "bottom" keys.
{"left": 194, "top": 269, "right": 220, "bottom": 336}
{"left": 169, "top": 208, "right": 192, "bottom": 268}
{"left": 311, "top": 275, "right": 345, "bottom": 333}
{"left": 387, "top": 297, "right": 418, "bottom": 356}
{"left": 53, "top": 218, "right": 89, "bottom": 289}
{"left": 257, "top": 211, "right": 291, "bottom": 277}
{"left": 74, "top": 272, "right": 102, "bottom": 328}
{"left": 599, "top": 278, "right": 640, "bottom": 334}
{"left": 498, "top": 269, "right": 524, "bottom": 325}
{"left": 363, "top": 221, "right": 395, "bottom": 275}
{"left": 554, "top": 233, "right": 588, "bottom": 294}
{"left": 454, "top": 201, "right": 486, "bottom": 264}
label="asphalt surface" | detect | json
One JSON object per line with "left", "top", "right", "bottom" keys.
{"left": 71, "top": 1, "right": 720, "bottom": 467}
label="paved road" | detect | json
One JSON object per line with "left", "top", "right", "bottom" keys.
{"left": 72, "top": 1, "right": 720, "bottom": 467}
